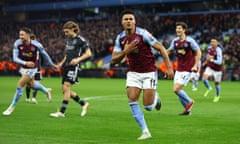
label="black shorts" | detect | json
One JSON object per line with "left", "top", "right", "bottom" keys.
{"left": 34, "top": 72, "right": 42, "bottom": 81}
{"left": 62, "top": 66, "right": 79, "bottom": 84}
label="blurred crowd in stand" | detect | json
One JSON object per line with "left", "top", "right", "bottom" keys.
{"left": 0, "top": 13, "right": 239, "bottom": 80}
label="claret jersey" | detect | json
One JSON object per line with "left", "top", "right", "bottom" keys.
{"left": 13, "top": 39, "right": 54, "bottom": 68}
{"left": 169, "top": 36, "right": 200, "bottom": 72}
{"left": 206, "top": 46, "right": 222, "bottom": 71}
{"left": 113, "top": 27, "right": 158, "bottom": 73}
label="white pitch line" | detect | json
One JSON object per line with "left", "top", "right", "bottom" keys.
{"left": 83, "top": 94, "right": 125, "bottom": 101}
{"left": 24, "top": 94, "right": 125, "bottom": 103}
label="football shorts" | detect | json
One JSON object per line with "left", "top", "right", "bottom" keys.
{"left": 174, "top": 71, "right": 192, "bottom": 86}
{"left": 203, "top": 67, "right": 222, "bottom": 82}
{"left": 126, "top": 71, "right": 158, "bottom": 89}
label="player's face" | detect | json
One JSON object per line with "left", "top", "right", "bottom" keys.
{"left": 176, "top": 25, "right": 185, "bottom": 37}
{"left": 63, "top": 28, "right": 75, "bottom": 38}
{"left": 19, "top": 30, "right": 30, "bottom": 43}
{"left": 121, "top": 14, "right": 136, "bottom": 31}
{"left": 211, "top": 39, "right": 218, "bottom": 48}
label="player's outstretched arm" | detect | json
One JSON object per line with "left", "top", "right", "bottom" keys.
{"left": 153, "top": 42, "right": 174, "bottom": 79}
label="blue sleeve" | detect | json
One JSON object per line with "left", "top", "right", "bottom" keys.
{"left": 35, "top": 41, "right": 55, "bottom": 66}
{"left": 169, "top": 39, "right": 175, "bottom": 50}
{"left": 113, "top": 35, "right": 122, "bottom": 52}
{"left": 189, "top": 37, "right": 200, "bottom": 51}
{"left": 213, "top": 47, "right": 222, "bottom": 65}
{"left": 40, "top": 50, "right": 55, "bottom": 66}
{"left": 142, "top": 29, "right": 158, "bottom": 46}
{"left": 13, "top": 41, "right": 26, "bottom": 65}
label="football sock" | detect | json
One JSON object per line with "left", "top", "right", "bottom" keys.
{"left": 192, "top": 79, "right": 198, "bottom": 88}
{"left": 129, "top": 101, "right": 148, "bottom": 131}
{"left": 32, "top": 89, "right": 38, "bottom": 98}
{"left": 215, "top": 84, "right": 220, "bottom": 96}
{"left": 72, "top": 95, "right": 85, "bottom": 106}
{"left": 144, "top": 92, "right": 158, "bottom": 111}
{"left": 32, "top": 82, "right": 48, "bottom": 94}
{"left": 11, "top": 87, "right": 23, "bottom": 106}
{"left": 177, "top": 90, "right": 192, "bottom": 105}
{"left": 26, "top": 85, "right": 31, "bottom": 99}
{"left": 195, "top": 81, "right": 198, "bottom": 88}
{"left": 203, "top": 79, "right": 211, "bottom": 90}
{"left": 178, "top": 96, "right": 187, "bottom": 108}
{"left": 60, "top": 100, "right": 69, "bottom": 113}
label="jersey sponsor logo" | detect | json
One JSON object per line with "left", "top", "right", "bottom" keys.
{"left": 177, "top": 49, "right": 186, "bottom": 55}
{"left": 66, "top": 45, "right": 75, "bottom": 50}
{"left": 66, "top": 39, "right": 77, "bottom": 50}
{"left": 22, "top": 52, "right": 33, "bottom": 57}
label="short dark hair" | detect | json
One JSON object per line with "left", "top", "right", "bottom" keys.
{"left": 120, "top": 9, "right": 135, "bottom": 19}
{"left": 30, "top": 33, "right": 36, "bottom": 40}
{"left": 20, "top": 27, "right": 32, "bottom": 34}
{"left": 176, "top": 22, "right": 188, "bottom": 30}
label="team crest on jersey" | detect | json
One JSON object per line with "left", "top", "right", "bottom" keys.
{"left": 134, "top": 37, "right": 141, "bottom": 43}
{"left": 184, "top": 43, "right": 188, "bottom": 47}
{"left": 31, "top": 46, "right": 36, "bottom": 51}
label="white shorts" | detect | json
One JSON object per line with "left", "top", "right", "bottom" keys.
{"left": 19, "top": 67, "right": 38, "bottom": 79}
{"left": 126, "top": 71, "right": 158, "bottom": 89}
{"left": 190, "top": 72, "right": 200, "bottom": 81}
{"left": 174, "top": 71, "right": 192, "bottom": 86}
{"left": 203, "top": 67, "right": 222, "bottom": 82}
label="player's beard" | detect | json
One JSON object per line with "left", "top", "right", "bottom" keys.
{"left": 22, "top": 38, "right": 31, "bottom": 45}
{"left": 21, "top": 38, "right": 27, "bottom": 44}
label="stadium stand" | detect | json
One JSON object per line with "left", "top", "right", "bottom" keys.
{"left": 0, "top": 0, "right": 239, "bottom": 80}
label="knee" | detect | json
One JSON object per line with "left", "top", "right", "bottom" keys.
{"left": 173, "top": 87, "right": 180, "bottom": 94}
{"left": 128, "top": 97, "right": 138, "bottom": 102}
{"left": 29, "top": 81, "right": 34, "bottom": 88}
{"left": 127, "top": 93, "right": 139, "bottom": 102}
{"left": 173, "top": 83, "right": 184, "bottom": 94}
{"left": 215, "top": 82, "right": 220, "bottom": 85}
{"left": 202, "top": 75, "right": 208, "bottom": 80}
{"left": 62, "top": 84, "right": 70, "bottom": 94}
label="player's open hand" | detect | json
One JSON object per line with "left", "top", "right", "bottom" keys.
{"left": 70, "top": 58, "right": 79, "bottom": 66}
{"left": 25, "top": 61, "right": 35, "bottom": 68}
{"left": 191, "top": 65, "right": 198, "bottom": 72}
{"left": 53, "top": 64, "right": 60, "bottom": 70}
{"left": 207, "top": 55, "right": 214, "bottom": 61}
{"left": 165, "top": 68, "right": 174, "bottom": 79}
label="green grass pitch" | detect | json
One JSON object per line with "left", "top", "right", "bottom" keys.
{"left": 0, "top": 76, "right": 240, "bottom": 144}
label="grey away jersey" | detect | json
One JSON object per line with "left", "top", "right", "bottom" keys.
{"left": 64, "top": 35, "right": 89, "bottom": 67}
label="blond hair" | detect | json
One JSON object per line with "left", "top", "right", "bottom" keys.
{"left": 63, "top": 21, "right": 80, "bottom": 34}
